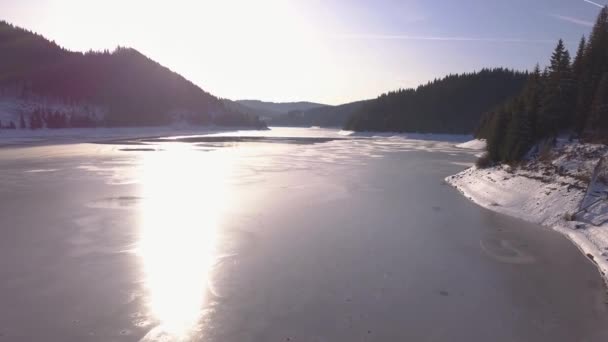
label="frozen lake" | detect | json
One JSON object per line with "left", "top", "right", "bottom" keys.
{"left": 0, "top": 127, "right": 607, "bottom": 341}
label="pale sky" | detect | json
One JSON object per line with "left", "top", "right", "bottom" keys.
{"left": 1, "top": 0, "right": 606, "bottom": 105}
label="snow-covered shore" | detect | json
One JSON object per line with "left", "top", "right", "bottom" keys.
{"left": 447, "top": 139, "right": 608, "bottom": 281}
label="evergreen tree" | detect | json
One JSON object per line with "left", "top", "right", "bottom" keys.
{"left": 587, "top": 72, "right": 608, "bottom": 138}
{"left": 573, "top": 36, "right": 590, "bottom": 133}
{"left": 572, "top": 36, "right": 587, "bottom": 79}
{"left": 503, "top": 98, "right": 531, "bottom": 161}
{"left": 522, "top": 65, "right": 543, "bottom": 138}
{"left": 487, "top": 109, "right": 510, "bottom": 162}
{"left": 578, "top": 7, "right": 608, "bottom": 131}
{"left": 538, "top": 39, "right": 572, "bottom": 136}
{"left": 19, "top": 113, "right": 26, "bottom": 129}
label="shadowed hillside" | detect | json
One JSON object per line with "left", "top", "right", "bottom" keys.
{"left": 0, "top": 21, "right": 265, "bottom": 129}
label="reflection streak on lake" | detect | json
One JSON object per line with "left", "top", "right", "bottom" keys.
{"left": 128, "top": 133, "right": 471, "bottom": 338}
{"left": 137, "top": 144, "right": 233, "bottom": 337}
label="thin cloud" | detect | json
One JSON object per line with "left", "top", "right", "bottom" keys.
{"left": 329, "top": 34, "right": 557, "bottom": 44}
{"left": 550, "top": 14, "right": 594, "bottom": 27}
{"left": 583, "top": 0, "right": 605, "bottom": 8}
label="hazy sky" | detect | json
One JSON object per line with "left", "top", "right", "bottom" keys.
{"left": 2, "top": 0, "right": 606, "bottom": 104}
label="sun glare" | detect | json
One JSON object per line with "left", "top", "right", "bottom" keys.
{"left": 42, "top": 0, "right": 352, "bottom": 103}
{"left": 136, "top": 144, "right": 234, "bottom": 337}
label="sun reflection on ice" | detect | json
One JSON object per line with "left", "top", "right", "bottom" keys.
{"left": 136, "top": 143, "right": 233, "bottom": 338}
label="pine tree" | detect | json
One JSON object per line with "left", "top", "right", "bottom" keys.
{"left": 503, "top": 98, "right": 532, "bottom": 161}
{"left": 587, "top": 72, "right": 608, "bottom": 138}
{"left": 586, "top": 7, "right": 608, "bottom": 76}
{"left": 539, "top": 39, "right": 572, "bottom": 136}
{"left": 573, "top": 36, "right": 590, "bottom": 133}
{"left": 548, "top": 39, "right": 567, "bottom": 75}
{"left": 487, "top": 109, "right": 510, "bottom": 162}
{"left": 560, "top": 49, "right": 577, "bottom": 128}
{"left": 579, "top": 7, "right": 608, "bottom": 131}
{"left": 19, "top": 114, "right": 26, "bottom": 129}
{"left": 523, "top": 65, "right": 543, "bottom": 139}
{"left": 572, "top": 36, "right": 587, "bottom": 79}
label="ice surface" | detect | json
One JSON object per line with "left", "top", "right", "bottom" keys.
{"left": 1, "top": 128, "right": 607, "bottom": 341}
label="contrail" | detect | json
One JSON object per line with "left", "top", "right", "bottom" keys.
{"left": 330, "top": 34, "right": 557, "bottom": 44}
{"left": 583, "top": 0, "right": 605, "bottom": 8}
{"left": 550, "top": 14, "right": 594, "bottom": 27}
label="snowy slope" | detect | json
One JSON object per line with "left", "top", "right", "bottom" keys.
{"left": 447, "top": 140, "right": 608, "bottom": 281}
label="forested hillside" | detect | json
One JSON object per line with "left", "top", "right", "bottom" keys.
{"left": 271, "top": 100, "right": 370, "bottom": 127}
{"left": 344, "top": 68, "right": 528, "bottom": 134}
{"left": 0, "top": 21, "right": 265, "bottom": 129}
{"left": 477, "top": 7, "right": 608, "bottom": 163}
{"left": 235, "top": 100, "right": 327, "bottom": 121}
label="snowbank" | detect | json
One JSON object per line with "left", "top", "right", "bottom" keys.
{"left": 455, "top": 139, "right": 486, "bottom": 150}
{"left": 446, "top": 141, "right": 608, "bottom": 281}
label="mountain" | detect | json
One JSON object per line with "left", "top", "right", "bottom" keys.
{"left": 233, "top": 100, "right": 328, "bottom": 121}
{"left": 271, "top": 100, "right": 371, "bottom": 128}
{"left": 0, "top": 20, "right": 265, "bottom": 129}
{"left": 344, "top": 68, "right": 528, "bottom": 134}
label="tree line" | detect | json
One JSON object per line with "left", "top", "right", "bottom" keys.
{"left": 343, "top": 68, "right": 528, "bottom": 134}
{"left": 477, "top": 7, "right": 608, "bottom": 163}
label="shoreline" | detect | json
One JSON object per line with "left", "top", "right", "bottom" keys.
{"left": 447, "top": 140, "right": 608, "bottom": 283}
{"left": 0, "top": 125, "right": 267, "bottom": 148}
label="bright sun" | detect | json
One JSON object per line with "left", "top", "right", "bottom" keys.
{"left": 42, "top": 0, "right": 355, "bottom": 104}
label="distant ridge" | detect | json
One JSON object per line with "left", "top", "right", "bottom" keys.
{"left": 232, "top": 100, "right": 328, "bottom": 121}
{"left": 268, "top": 69, "right": 528, "bottom": 131}
{"left": 271, "top": 100, "right": 371, "bottom": 128}
{"left": 236, "top": 100, "right": 327, "bottom": 112}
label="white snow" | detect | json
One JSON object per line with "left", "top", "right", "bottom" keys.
{"left": 455, "top": 139, "right": 486, "bottom": 150}
{"left": 446, "top": 140, "right": 608, "bottom": 282}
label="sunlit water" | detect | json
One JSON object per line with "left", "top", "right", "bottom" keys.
{"left": 130, "top": 129, "right": 471, "bottom": 339}
{"left": 137, "top": 144, "right": 234, "bottom": 338}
